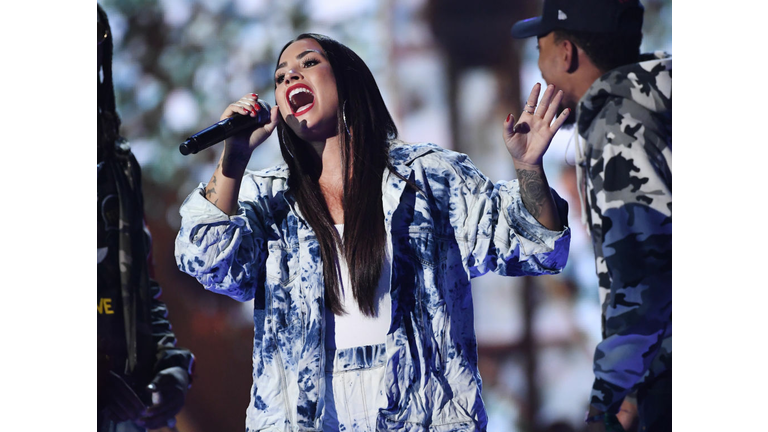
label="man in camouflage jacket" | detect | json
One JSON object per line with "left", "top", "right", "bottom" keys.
{"left": 512, "top": 1, "right": 671, "bottom": 431}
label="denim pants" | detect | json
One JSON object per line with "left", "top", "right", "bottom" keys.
{"left": 323, "top": 343, "right": 387, "bottom": 432}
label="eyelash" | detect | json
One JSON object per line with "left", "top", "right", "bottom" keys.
{"left": 275, "top": 58, "right": 320, "bottom": 84}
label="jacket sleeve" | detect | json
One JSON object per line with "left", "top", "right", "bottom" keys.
{"left": 174, "top": 177, "right": 271, "bottom": 302}
{"left": 131, "top": 153, "right": 196, "bottom": 382}
{"left": 441, "top": 151, "right": 571, "bottom": 278}
{"left": 148, "top": 276, "right": 196, "bottom": 381}
{"left": 587, "top": 115, "right": 672, "bottom": 414}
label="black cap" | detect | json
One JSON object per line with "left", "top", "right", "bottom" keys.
{"left": 511, "top": 0, "right": 644, "bottom": 38}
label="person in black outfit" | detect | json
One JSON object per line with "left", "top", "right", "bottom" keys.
{"left": 97, "top": 4, "right": 195, "bottom": 431}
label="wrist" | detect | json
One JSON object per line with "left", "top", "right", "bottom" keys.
{"left": 512, "top": 159, "right": 544, "bottom": 172}
{"left": 223, "top": 143, "right": 253, "bottom": 161}
{"left": 221, "top": 145, "right": 251, "bottom": 177}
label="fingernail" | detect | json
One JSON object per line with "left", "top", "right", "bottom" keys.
{"left": 506, "top": 113, "right": 512, "bottom": 122}
{"left": 254, "top": 104, "right": 261, "bottom": 111}
{"left": 252, "top": 93, "right": 258, "bottom": 97}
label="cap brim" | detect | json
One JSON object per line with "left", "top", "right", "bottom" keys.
{"left": 511, "top": 17, "right": 550, "bottom": 39}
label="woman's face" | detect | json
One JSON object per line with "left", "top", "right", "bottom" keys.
{"left": 275, "top": 38, "right": 339, "bottom": 142}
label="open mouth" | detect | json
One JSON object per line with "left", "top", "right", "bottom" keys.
{"left": 286, "top": 84, "right": 315, "bottom": 116}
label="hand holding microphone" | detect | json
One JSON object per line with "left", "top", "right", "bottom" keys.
{"left": 189, "top": 94, "right": 280, "bottom": 215}
{"left": 179, "top": 93, "right": 279, "bottom": 155}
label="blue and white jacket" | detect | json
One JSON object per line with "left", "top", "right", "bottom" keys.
{"left": 175, "top": 142, "right": 571, "bottom": 432}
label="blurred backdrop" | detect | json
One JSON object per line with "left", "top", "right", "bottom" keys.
{"left": 97, "top": 0, "right": 671, "bottom": 431}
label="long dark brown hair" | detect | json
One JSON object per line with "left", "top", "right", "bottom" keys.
{"left": 274, "top": 33, "right": 401, "bottom": 317}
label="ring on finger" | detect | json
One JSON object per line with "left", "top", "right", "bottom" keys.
{"left": 523, "top": 108, "right": 535, "bottom": 114}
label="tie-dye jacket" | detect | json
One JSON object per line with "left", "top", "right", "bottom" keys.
{"left": 575, "top": 52, "right": 672, "bottom": 414}
{"left": 175, "top": 142, "right": 571, "bottom": 431}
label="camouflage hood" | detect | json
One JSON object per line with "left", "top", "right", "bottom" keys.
{"left": 577, "top": 51, "right": 672, "bottom": 134}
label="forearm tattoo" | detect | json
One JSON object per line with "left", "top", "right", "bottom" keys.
{"left": 204, "top": 161, "right": 221, "bottom": 202}
{"left": 205, "top": 171, "right": 219, "bottom": 204}
{"left": 516, "top": 169, "right": 548, "bottom": 219}
{"left": 205, "top": 181, "right": 216, "bottom": 197}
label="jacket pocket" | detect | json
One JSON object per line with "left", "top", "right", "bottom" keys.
{"left": 266, "top": 240, "right": 299, "bottom": 285}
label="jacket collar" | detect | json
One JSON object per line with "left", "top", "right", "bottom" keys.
{"left": 251, "top": 141, "right": 439, "bottom": 225}
{"left": 252, "top": 140, "right": 440, "bottom": 181}
{"left": 388, "top": 140, "right": 440, "bottom": 179}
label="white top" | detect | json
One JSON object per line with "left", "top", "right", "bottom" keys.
{"left": 324, "top": 224, "right": 392, "bottom": 350}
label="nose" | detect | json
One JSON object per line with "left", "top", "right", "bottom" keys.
{"left": 285, "top": 68, "right": 302, "bottom": 84}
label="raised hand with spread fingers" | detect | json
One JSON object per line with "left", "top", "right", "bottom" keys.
{"left": 502, "top": 83, "right": 570, "bottom": 230}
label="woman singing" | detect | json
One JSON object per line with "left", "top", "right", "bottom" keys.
{"left": 176, "top": 33, "right": 571, "bottom": 432}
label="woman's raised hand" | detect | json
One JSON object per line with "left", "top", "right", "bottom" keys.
{"left": 503, "top": 83, "right": 570, "bottom": 168}
{"left": 221, "top": 93, "right": 280, "bottom": 154}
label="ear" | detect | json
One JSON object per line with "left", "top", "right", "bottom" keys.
{"left": 560, "top": 39, "right": 579, "bottom": 74}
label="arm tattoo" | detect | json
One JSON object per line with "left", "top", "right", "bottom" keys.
{"left": 205, "top": 166, "right": 220, "bottom": 199}
{"left": 516, "top": 169, "right": 548, "bottom": 219}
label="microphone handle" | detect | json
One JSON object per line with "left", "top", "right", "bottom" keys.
{"left": 179, "top": 101, "right": 271, "bottom": 155}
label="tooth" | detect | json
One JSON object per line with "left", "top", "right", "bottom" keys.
{"left": 289, "top": 88, "right": 313, "bottom": 99}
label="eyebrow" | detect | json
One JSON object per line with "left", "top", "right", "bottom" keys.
{"left": 276, "top": 49, "right": 325, "bottom": 71}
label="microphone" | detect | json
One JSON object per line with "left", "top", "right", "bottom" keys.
{"left": 179, "top": 100, "right": 271, "bottom": 155}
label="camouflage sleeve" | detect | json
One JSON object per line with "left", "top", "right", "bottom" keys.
{"left": 439, "top": 151, "right": 570, "bottom": 278}
{"left": 588, "top": 115, "right": 672, "bottom": 414}
{"left": 174, "top": 180, "right": 270, "bottom": 302}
